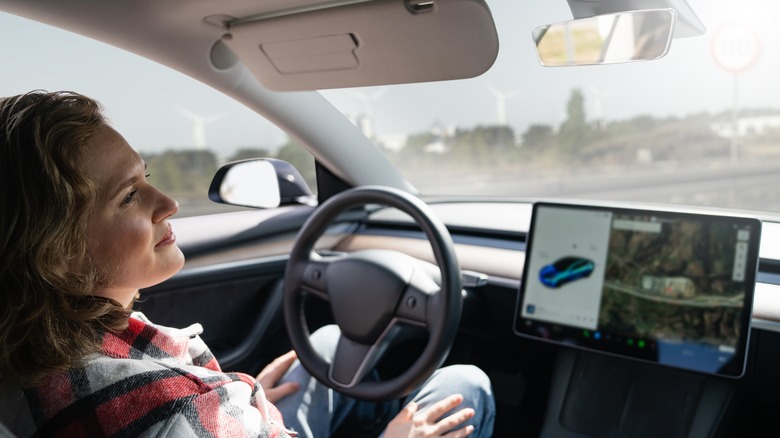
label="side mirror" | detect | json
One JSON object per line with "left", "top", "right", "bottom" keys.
{"left": 533, "top": 9, "right": 676, "bottom": 67}
{"left": 208, "top": 158, "right": 317, "bottom": 208}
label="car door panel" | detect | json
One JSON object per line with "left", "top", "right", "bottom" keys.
{"left": 137, "top": 256, "right": 290, "bottom": 373}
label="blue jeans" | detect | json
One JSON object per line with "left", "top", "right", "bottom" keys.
{"left": 275, "top": 325, "right": 495, "bottom": 437}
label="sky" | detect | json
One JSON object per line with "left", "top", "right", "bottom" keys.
{"left": 1, "top": 0, "right": 779, "bottom": 158}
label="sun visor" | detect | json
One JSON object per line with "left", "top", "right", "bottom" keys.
{"left": 221, "top": 0, "right": 499, "bottom": 91}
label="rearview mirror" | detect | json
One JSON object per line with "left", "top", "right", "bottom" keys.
{"left": 533, "top": 9, "right": 676, "bottom": 67}
{"left": 208, "top": 158, "right": 316, "bottom": 208}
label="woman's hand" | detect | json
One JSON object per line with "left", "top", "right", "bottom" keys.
{"left": 384, "top": 394, "right": 476, "bottom": 438}
{"left": 255, "top": 350, "right": 301, "bottom": 403}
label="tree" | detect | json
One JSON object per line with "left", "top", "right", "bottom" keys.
{"left": 141, "top": 150, "right": 217, "bottom": 195}
{"left": 395, "top": 132, "right": 441, "bottom": 169}
{"left": 558, "top": 88, "right": 590, "bottom": 156}
{"left": 450, "top": 125, "right": 515, "bottom": 167}
{"left": 522, "top": 124, "right": 554, "bottom": 151}
{"left": 565, "top": 88, "right": 587, "bottom": 127}
{"left": 229, "top": 148, "right": 271, "bottom": 162}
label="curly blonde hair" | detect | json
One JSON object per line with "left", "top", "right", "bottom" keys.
{"left": 0, "top": 90, "right": 132, "bottom": 387}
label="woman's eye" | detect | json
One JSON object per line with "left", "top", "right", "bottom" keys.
{"left": 122, "top": 188, "right": 138, "bottom": 206}
{"left": 145, "top": 173, "right": 151, "bottom": 178}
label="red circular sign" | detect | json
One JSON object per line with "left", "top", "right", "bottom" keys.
{"left": 711, "top": 24, "right": 760, "bottom": 73}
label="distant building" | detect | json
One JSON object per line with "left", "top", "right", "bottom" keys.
{"left": 711, "top": 115, "right": 780, "bottom": 138}
{"left": 423, "top": 140, "right": 448, "bottom": 154}
{"left": 375, "top": 132, "right": 408, "bottom": 152}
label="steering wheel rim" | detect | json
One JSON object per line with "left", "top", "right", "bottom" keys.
{"left": 283, "top": 186, "right": 462, "bottom": 401}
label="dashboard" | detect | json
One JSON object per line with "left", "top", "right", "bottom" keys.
{"left": 168, "top": 197, "right": 780, "bottom": 435}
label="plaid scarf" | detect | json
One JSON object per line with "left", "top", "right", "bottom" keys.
{"left": 0, "top": 313, "right": 293, "bottom": 437}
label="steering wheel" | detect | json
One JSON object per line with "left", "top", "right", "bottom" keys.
{"left": 283, "top": 186, "right": 462, "bottom": 401}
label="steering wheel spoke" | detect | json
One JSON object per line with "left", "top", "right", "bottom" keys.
{"left": 395, "top": 264, "right": 440, "bottom": 326}
{"left": 329, "top": 334, "right": 385, "bottom": 388}
{"left": 299, "top": 255, "right": 343, "bottom": 301}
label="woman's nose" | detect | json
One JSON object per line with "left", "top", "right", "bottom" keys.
{"left": 153, "top": 189, "right": 179, "bottom": 222}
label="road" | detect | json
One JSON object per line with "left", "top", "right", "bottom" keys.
{"left": 418, "top": 159, "right": 780, "bottom": 213}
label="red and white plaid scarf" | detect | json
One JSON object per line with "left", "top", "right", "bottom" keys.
{"left": 0, "top": 313, "right": 293, "bottom": 437}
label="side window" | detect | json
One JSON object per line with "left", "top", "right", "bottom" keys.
{"left": 139, "top": 138, "right": 316, "bottom": 217}
{"left": 0, "top": 12, "right": 315, "bottom": 218}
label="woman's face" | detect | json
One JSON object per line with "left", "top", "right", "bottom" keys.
{"left": 83, "top": 125, "right": 184, "bottom": 307}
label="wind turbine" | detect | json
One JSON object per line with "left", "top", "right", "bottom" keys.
{"left": 347, "top": 87, "right": 388, "bottom": 139}
{"left": 175, "top": 105, "right": 226, "bottom": 150}
{"left": 485, "top": 84, "right": 520, "bottom": 126}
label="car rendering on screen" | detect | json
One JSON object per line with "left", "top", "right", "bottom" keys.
{"left": 2, "top": 0, "right": 780, "bottom": 436}
{"left": 539, "top": 256, "right": 595, "bottom": 288}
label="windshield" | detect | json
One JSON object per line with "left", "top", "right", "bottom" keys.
{"left": 320, "top": 0, "right": 780, "bottom": 214}
{"left": 2, "top": 0, "right": 778, "bottom": 218}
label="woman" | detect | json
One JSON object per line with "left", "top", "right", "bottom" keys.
{"left": 0, "top": 90, "right": 494, "bottom": 437}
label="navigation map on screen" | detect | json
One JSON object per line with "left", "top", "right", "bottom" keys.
{"left": 514, "top": 202, "right": 761, "bottom": 377}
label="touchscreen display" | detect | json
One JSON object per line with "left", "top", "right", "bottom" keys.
{"left": 514, "top": 202, "right": 761, "bottom": 377}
